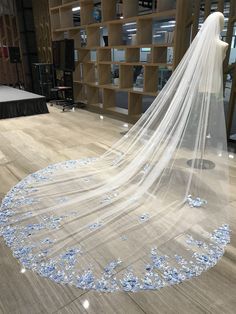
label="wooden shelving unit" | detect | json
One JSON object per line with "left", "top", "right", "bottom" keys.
{"left": 48, "top": 0, "right": 180, "bottom": 121}
{"left": 0, "top": 0, "right": 24, "bottom": 86}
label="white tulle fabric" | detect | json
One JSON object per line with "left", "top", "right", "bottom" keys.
{"left": 0, "top": 12, "right": 230, "bottom": 292}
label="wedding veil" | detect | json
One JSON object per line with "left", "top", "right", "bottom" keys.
{"left": 0, "top": 12, "right": 230, "bottom": 292}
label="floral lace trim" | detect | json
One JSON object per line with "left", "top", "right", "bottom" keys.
{"left": 0, "top": 159, "right": 231, "bottom": 292}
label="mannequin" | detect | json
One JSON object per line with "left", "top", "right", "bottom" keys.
{"left": 192, "top": 12, "right": 229, "bottom": 169}
{"left": 199, "top": 12, "right": 228, "bottom": 93}
{"left": 218, "top": 13, "right": 229, "bottom": 59}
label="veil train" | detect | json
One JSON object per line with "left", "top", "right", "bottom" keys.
{"left": 0, "top": 12, "right": 231, "bottom": 292}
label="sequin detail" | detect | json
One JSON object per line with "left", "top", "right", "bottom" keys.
{"left": 186, "top": 195, "right": 207, "bottom": 207}
{"left": 139, "top": 213, "right": 150, "bottom": 223}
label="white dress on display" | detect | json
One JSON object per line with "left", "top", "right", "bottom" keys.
{"left": 0, "top": 12, "right": 230, "bottom": 292}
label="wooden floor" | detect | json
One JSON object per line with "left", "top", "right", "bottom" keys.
{"left": 0, "top": 106, "right": 235, "bottom": 314}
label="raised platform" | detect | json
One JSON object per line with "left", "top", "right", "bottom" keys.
{"left": 0, "top": 86, "right": 49, "bottom": 119}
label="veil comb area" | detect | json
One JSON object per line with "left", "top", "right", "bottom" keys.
{"left": 0, "top": 12, "right": 231, "bottom": 292}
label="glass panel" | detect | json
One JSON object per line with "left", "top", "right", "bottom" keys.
{"left": 152, "top": 18, "right": 175, "bottom": 44}
{"left": 158, "top": 67, "right": 172, "bottom": 90}
{"left": 140, "top": 48, "right": 151, "bottom": 62}
{"left": 112, "top": 49, "right": 125, "bottom": 62}
{"left": 142, "top": 95, "right": 155, "bottom": 112}
{"left": 167, "top": 47, "right": 174, "bottom": 64}
{"left": 133, "top": 65, "right": 144, "bottom": 89}
{"left": 116, "top": 91, "right": 128, "bottom": 109}
{"left": 73, "top": 7, "right": 81, "bottom": 26}
{"left": 90, "top": 50, "right": 97, "bottom": 61}
{"left": 111, "top": 64, "right": 119, "bottom": 86}
{"left": 80, "top": 29, "right": 87, "bottom": 47}
{"left": 122, "top": 21, "right": 137, "bottom": 45}
{"left": 100, "top": 26, "right": 108, "bottom": 47}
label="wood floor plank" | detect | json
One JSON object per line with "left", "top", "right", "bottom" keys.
{"left": 0, "top": 238, "right": 85, "bottom": 314}
{"left": 55, "top": 291, "right": 145, "bottom": 314}
{"left": 0, "top": 106, "right": 235, "bottom": 314}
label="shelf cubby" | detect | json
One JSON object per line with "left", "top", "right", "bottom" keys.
{"left": 98, "top": 64, "right": 112, "bottom": 85}
{"left": 52, "top": 30, "right": 65, "bottom": 41}
{"left": 77, "top": 48, "right": 90, "bottom": 62}
{"left": 157, "top": 0, "right": 176, "bottom": 12}
{"left": 137, "top": 20, "right": 152, "bottom": 45}
{"left": 128, "top": 92, "right": 142, "bottom": 116}
{"left": 119, "top": 65, "right": 133, "bottom": 89}
{"left": 50, "top": 0, "right": 62, "bottom": 9}
{"left": 103, "top": 89, "right": 129, "bottom": 117}
{"left": 116, "top": 91, "right": 128, "bottom": 111}
{"left": 90, "top": 49, "right": 97, "bottom": 62}
{"left": 158, "top": 66, "right": 172, "bottom": 90}
{"left": 152, "top": 17, "right": 175, "bottom": 45}
{"left": 80, "top": 1, "right": 94, "bottom": 26}
{"left": 140, "top": 47, "right": 152, "bottom": 63}
{"left": 83, "top": 63, "right": 96, "bottom": 83}
{"left": 74, "top": 82, "right": 87, "bottom": 103}
{"left": 112, "top": 48, "right": 125, "bottom": 62}
{"left": 142, "top": 95, "right": 156, "bottom": 112}
{"left": 97, "top": 49, "right": 111, "bottom": 62}
{"left": 122, "top": 0, "right": 139, "bottom": 19}
{"left": 108, "top": 24, "right": 123, "bottom": 46}
{"left": 125, "top": 47, "right": 140, "bottom": 62}
{"left": 101, "top": 0, "right": 117, "bottom": 22}
{"left": 152, "top": 46, "right": 167, "bottom": 63}
{"left": 144, "top": 65, "right": 158, "bottom": 93}
{"left": 62, "top": 0, "right": 77, "bottom": 4}
{"left": 103, "top": 88, "right": 115, "bottom": 109}
{"left": 87, "top": 26, "right": 100, "bottom": 48}
{"left": 51, "top": 9, "right": 61, "bottom": 29}
{"left": 74, "top": 62, "right": 82, "bottom": 82}
{"left": 87, "top": 86, "right": 101, "bottom": 105}
{"left": 68, "top": 29, "right": 81, "bottom": 48}
{"left": 60, "top": 7, "right": 73, "bottom": 28}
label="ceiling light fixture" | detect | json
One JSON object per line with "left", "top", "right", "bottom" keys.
{"left": 126, "top": 28, "right": 137, "bottom": 32}
{"left": 72, "top": 6, "right": 80, "bottom": 12}
{"left": 160, "top": 24, "right": 175, "bottom": 28}
{"left": 124, "top": 22, "right": 136, "bottom": 26}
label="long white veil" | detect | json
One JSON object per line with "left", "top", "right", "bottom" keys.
{"left": 0, "top": 12, "right": 231, "bottom": 292}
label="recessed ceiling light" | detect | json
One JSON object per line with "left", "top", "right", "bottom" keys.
{"left": 126, "top": 28, "right": 137, "bottom": 32}
{"left": 160, "top": 24, "right": 175, "bottom": 28}
{"left": 124, "top": 22, "right": 136, "bottom": 26}
{"left": 72, "top": 6, "right": 80, "bottom": 12}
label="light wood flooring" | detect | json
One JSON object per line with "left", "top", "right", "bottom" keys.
{"left": 0, "top": 106, "right": 235, "bottom": 314}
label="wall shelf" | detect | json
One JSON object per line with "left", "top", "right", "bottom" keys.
{"left": 49, "top": 0, "right": 179, "bottom": 121}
